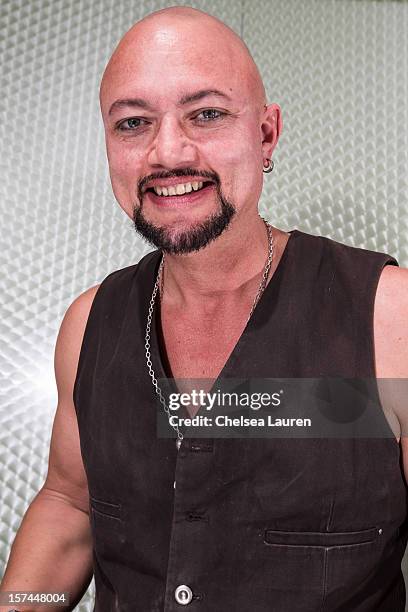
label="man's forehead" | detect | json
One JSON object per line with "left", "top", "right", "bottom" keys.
{"left": 100, "top": 9, "right": 265, "bottom": 111}
{"left": 102, "top": 56, "right": 251, "bottom": 116}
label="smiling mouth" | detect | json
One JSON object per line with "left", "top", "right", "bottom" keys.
{"left": 145, "top": 180, "right": 214, "bottom": 197}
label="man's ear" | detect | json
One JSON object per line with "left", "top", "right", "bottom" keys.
{"left": 261, "top": 103, "right": 283, "bottom": 160}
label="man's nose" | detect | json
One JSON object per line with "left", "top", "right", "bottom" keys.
{"left": 147, "top": 116, "right": 199, "bottom": 168}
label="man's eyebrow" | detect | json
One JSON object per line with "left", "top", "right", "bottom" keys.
{"left": 109, "top": 98, "right": 154, "bottom": 115}
{"left": 108, "top": 89, "right": 232, "bottom": 116}
{"left": 177, "top": 89, "right": 232, "bottom": 105}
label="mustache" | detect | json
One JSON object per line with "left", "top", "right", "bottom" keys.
{"left": 138, "top": 168, "right": 220, "bottom": 201}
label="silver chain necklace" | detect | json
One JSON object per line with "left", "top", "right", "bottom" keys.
{"left": 145, "top": 218, "right": 275, "bottom": 449}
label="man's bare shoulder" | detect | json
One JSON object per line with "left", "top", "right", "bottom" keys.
{"left": 376, "top": 264, "right": 408, "bottom": 307}
{"left": 54, "top": 284, "right": 101, "bottom": 380}
{"left": 65, "top": 284, "right": 101, "bottom": 329}
{"left": 374, "top": 265, "right": 408, "bottom": 378}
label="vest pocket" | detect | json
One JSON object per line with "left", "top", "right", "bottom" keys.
{"left": 264, "top": 526, "right": 380, "bottom": 548}
{"left": 90, "top": 499, "right": 123, "bottom": 612}
{"left": 90, "top": 495, "right": 122, "bottom": 520}
{"left": 89, "top": 496, "right": 125, "bottom": 561}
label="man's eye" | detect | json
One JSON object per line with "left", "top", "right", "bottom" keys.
{"left": 194, "top": 109, "right": 225, "bottom": 122}
{"left": 117, "top": 117, "right": 148, "bottom": 131}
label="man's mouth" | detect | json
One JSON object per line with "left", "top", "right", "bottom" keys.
{"left": 142, "top": 179, "right": 216, "bottom": 207}
{"left": 145, "top": 180, "right": 214, "bottom": 197}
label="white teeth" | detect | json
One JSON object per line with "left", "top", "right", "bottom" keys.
{"left": 152, "top": 180, "right": 206, "bottom": 196}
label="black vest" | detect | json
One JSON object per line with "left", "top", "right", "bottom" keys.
{"left": 73, "top": 229, "right": 408, "bottom": 611}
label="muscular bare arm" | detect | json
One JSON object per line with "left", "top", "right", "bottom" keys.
{"left": 374, "top": 265, "right": 408, "bottom": 479}
{"left": 0, "top": 284, "right": 100, "bottom": 611}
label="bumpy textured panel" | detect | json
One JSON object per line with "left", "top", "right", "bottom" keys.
{"left": 250, "top": 0, "right": 408, "bottom": 261}
{"left": 1, "top": 1, "right": 407, "bottom": 610}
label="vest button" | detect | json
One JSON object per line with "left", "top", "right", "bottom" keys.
{"left": 174, "top": 584, "right": 193, "bottom": 605}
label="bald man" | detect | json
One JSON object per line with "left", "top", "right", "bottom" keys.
{"left": 2, "top": 6, "right": 408, "bottom": 612}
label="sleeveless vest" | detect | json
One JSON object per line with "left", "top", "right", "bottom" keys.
{"left": 73, "top": 229, "right": 408, "bottom": 611}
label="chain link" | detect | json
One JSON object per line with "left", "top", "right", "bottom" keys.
{"left": 247, "top": 221, "right": 274, "bottom": 322}
{"left": 145, "top": 218, "right": 275, "bottom": 449}
{"left": 145, "top": 255, "right": 184, "bottom": 444}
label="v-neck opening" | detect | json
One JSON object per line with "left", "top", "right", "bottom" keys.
{"left": 150, "top": 229, "right": 301, "bottom": 410}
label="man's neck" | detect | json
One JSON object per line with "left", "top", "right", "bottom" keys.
{"left": 160, "top": 214, "right": 282, "bottom": 309}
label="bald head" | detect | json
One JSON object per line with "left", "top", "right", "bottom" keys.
{"left": 100, "top": 4, "right": 282, "bottom": 251}
{"left": 100, "top": 6, "right": 266, "bottom": 113}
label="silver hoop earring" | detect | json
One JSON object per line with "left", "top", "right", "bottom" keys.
{"left": 263, "top": 159, "right": 274, "bottom": 174}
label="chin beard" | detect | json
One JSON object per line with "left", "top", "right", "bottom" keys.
{"left": 132, "top": 190, "right": 236, "bottom": 255}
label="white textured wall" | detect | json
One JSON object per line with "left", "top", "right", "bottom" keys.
{"left": 1, "top": 1, "right": 407, "bottom": 609}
